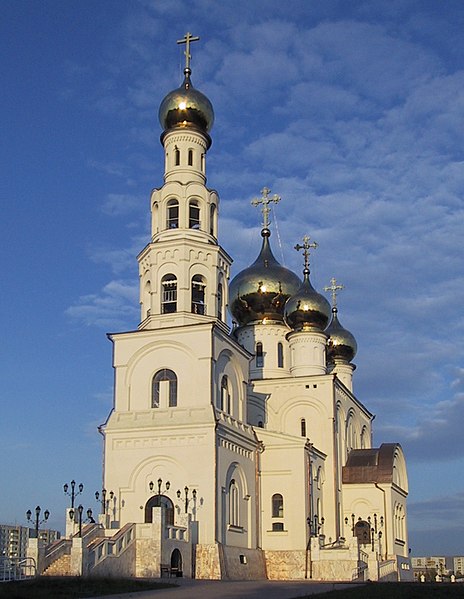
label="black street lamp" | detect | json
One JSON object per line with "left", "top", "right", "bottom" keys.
{"left": 63, "top": 480, "right": 83, "bottom": 509}
{"left": 149, "top": 478, "right": 170, "bottom": 495}
{"left": 69, "top": 505, "right": 95, "bottom": 537}
{"left": 177, "top": 486, "right": 197, "bottom": 513}
{"left": 95, "top": 489, "right": 114, "bottom": 515}
{"left": 26, "top": 505, "right": 50, "bottom": 539}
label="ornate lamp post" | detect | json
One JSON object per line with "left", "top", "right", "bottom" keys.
{"left": 69, "top": 505, "right": 94, "bottom": 537}
{"left": 26, "top": 505, "right": 50, "bottom": 539}
{"left": 149, "top": 478, "right": 170, "bottom": 495}
{"left": 177, "top": 486, "right": 196, "bottom": 513}
{"left": 63, "top": 480, "right": 83, "bottom": 509}
{"left": 95, "top": 489, "right": 114, "bottom": 515}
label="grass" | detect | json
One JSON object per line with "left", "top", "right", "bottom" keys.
{"left": 0, "top": 576, "right": 176, "bottom": 599}
{"left": 300, "top": 581, "right": 464, "bottom": 598}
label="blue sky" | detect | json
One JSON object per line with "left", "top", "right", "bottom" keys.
{"left": 2, "top": 0, "right": 464, "bottom": 556}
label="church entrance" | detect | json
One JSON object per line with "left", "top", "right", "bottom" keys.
{"left": 354, "top": 520, "right": 371, "bottom": 545}
{"left": 170, "top": 548, "right": 183, "bottom": 577}
{"left": 144, "top": 494, "right": 174, "bottom": 525}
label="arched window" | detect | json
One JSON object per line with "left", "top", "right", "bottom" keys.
{"left": 217, "top": 283, "right": 223, "bottom": 321}
{"left": 161, "top": 274, "right": 177, "bottom": 313}
{"left": 189, "top": 201, "right": 200, "bottom": 229}
{"left": 300, "top": 418, "right": 306, "bottom": 437}
{"left": 167, "top": 200, "right": 179, "bottom": 229}
{"left": 272, "top": 493, "right": 284, "bottom": 518}
{"left": 257, "top": 420, "right": 264, "bottom": 428}
{"left": 188, "top": 149, "right": 193, "bottom": 166}
{"left": 210, "top": 204, "right": 216, "bottom": 236}
{"left": 220, "top": 375, "right": 231, "bottom": 413}
{"left": 191, "top": 274, "right": 206, "bottom": 315}
{"left": 256, "top": 342, "right": 263, "bottom": 368}
{"left": 152, "top": 369, "right": 177, "bottom": 408}
{"left": 174, "top": 147, "right": 180, "bottom": 166}
{"left": 277, "top": 342, "right": 284, "bottom": 368}
{"left": 229, "top": 479, "right": 239, "bottom": 527}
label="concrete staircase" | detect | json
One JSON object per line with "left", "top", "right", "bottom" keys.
{"left": 43, "top": 553, "right": 72, "bottom": 576}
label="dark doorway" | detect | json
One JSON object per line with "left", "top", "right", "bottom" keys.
{"left": 170, "top": 548, "right": 183, "bottom": 577}
{"left": 144, "top": 494, "right": 174, "bottom": 525}
{"left": 354, "top": 520, "right": 371, "bottom": 545}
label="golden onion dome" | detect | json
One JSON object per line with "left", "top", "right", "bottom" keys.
{"left": 229, "top": 228, "right": 301, "bottom": 326}
{"left": 325, "top": 307, "right": 357, "bottom": 363}
{"left": 159, "top": 68, "right": 214, "bottom": 136}
{"left": 284, "top": 268, "right": 331, "bottom": 332}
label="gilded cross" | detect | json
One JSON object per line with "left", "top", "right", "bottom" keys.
{"left": 294, "top": 235, "right": 318, "bottom": 270}
{"left": 251, "top": 187, "right": 281, "bottom": 229}
{"left": 324, "top": 277, "right": 344, "bottom": 308}
{"left": 177, "top": 32, "right": 200, "bottom": 71}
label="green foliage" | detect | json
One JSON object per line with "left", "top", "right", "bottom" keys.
{"left": 0, "top": 576, "right": 175, "bottom": 599}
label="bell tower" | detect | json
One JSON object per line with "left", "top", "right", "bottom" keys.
{"left": 138, "top": 33, "right": 230, "bottom": 329}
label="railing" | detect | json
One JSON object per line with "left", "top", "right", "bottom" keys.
{"left": 0, "top": 557, "right": 36, "bottom": 582}
{"left": 379, "top": 559, "right": 397, "bottom": 580}
{"left": 89, "top": 523, "right": 135, "bottom": 569}
{"left": 165, "top": 524, "right": 187, "bottom": 541}
{"left": 352, "top": 561, "right": 368, "bottom": 581}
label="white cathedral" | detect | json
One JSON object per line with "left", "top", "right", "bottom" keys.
{"left": 35, "top": 35, "right": 412, "bottom": 582}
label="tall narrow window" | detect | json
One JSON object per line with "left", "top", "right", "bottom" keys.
{"left": 191, "top": 275, "right": 206, "bottom": 314}
{"left": 152, "top": 369, "right": 177, "bottom": 408}
{"left": 272, "top": 493, "right": 284, "bottom": 518}
{"left": 210, "top": 204, "right": 216, "bottom": 236}
{"left": 201, "top": 153, "right": 205, "bottom": 173}
{"left": 301, "top": 418, "right": 306, "bottom": 437}
{"left": 189, "top": 201, "right": 200, "bottom": 229}
{"left": 217, "top": 283, "right": 223, "bottom": 321}
{"left": 256, "top": 342, "right": 264, "bottom": 368}
{"left": 229, "top": 479, "right": 239, "bottom": 527}
{"left": 174, "top": 147, "right": 180, "bottom": 166}
{"left": 167, "top": 200, "right": 179, "bottom": 229}
{"left": 161, "top": 274, "right": 177, "bottom": 313}
{"left": 188, "top": 149, "right": 193, "bottom": 166}
{"left": 277, "top": 342, "right": 284, "bottom": 368}
{"left": 221, "top": 375, "right": 231, "bottom": 413}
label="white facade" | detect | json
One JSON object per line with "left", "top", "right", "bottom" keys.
{"left": 83, "top": 48, "right": 412, "bottom": 581}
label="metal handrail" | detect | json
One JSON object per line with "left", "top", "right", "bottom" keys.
{"left": 0, "top": 557, "right": 36, "bottom": 582}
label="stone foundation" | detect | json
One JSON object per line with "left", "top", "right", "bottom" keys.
{"left": 195, "top": 543, "right": 222, "bottom": 579}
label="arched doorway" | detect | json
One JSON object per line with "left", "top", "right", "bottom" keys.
{"left": 170, "top": 548, "right": 183, "bottom": 577}
{"left": 354, "top": 520, "right": 371, "bottom": 545}
{"left": 144, "top": 494, "right": 174, "bottom": 525}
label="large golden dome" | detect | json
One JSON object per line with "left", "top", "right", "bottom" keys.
{"left": 284, "top": 268, "right": 331, "bottom": 331}
{"left": 159, "top": 68, "right": 214, "bottom": 135}
{"left": 325, "top": 307, "right": 357, "bottom": 363}
{"left": 229, "top": 229, "right": 301, "bottom": 326}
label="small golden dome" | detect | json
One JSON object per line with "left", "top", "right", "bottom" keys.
{"left": 326, "top": 307, "right": 357, "bottom": 363}
{"left": 284, "top": 268, "right": 331, "bottom": 331}
{"left": 159, "top": 68, "right": 214, "bottom": 135}
{"left": 229, "top": 229, "right": 301, "bottom": 326}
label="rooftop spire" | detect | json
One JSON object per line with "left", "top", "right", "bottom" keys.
{"left": 294, "top": 235, "right": 318, "bottom": 274}
{"left": 177, "top": 31, "right": 200, "bottom": 73}
{"left": 324, "top": 277, "right": 344, "bottom": 309}
{"left": 251, "top": 187, "right": 281, "bottom": 230}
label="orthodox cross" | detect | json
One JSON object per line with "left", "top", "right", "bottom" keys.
{"left": 251, "top": 187, "right": 281, "bottom": 228}
{"left": 177, "top": 32, "right": 200, "bottom": 71}
{"left": 324, "top": 277, "right": 344, "bottom": 308}
{"left": 294, "top": 235, "right": 318, "bottom": 269}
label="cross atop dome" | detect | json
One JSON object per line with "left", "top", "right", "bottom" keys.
{"left": 177, "top": 32, "right": 200, "bottom": 72}
{"left": 251, "top": 187, "right": 281, "bottom": 229}
{"left": 294, "top": 235, "right": 318, "bottom": 271}
{"left": 324, "top": 277, "right": 344, "bottom": 308}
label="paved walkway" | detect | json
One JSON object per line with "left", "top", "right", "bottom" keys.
{"left": 90, "top": 578, "right": 355, "bottom": 599}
